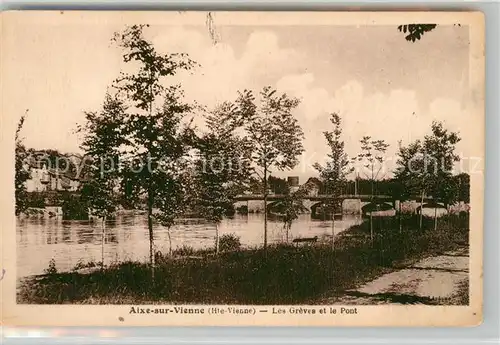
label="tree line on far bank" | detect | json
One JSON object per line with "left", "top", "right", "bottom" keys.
{"left": 15, "top": 25, "right": 469, "bottom": 269}
{"left": 265, "top": 173, "right": 470, "bottom": 205}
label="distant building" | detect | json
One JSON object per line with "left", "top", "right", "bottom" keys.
{"left": 287, "top": 176, "right": 300, "bottom": 193}
{"left": 300, "top": 177, "right": 323, "bottom": 197}
{"left": 25, "top": 167, "right": 80, "bottom": 192}
{"left": 48, "top": 169, "right": 80, "bottom": 192}
{"left": 24, "top": 152, "right": 82, "bottom": 192}
{"left": 25, "top": 166, "right": 50, "bottom": 192}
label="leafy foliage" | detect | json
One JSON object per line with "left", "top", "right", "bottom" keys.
{"left": 81, "top": 25, "right": 199, "bottom": 264}
{"left": 397, "top": 24, "right": 438, "bottom": 42}
{"left": 273, "top": 185, "right": 310, "bottom": 241}
{"left": 237, "top": 87, "right": 304, "bottom": 173}
{"left": 423, "top": 122, "right": 461, "bottom": 205}
{"left": 79, "top": 94, "right": 126, "bottom": 220}
{"left": 61, "top": 193, "right": 89, "bottom": 220}
{"left": 454, "top": 173, "right": 470, "bottom": 203}
{"left": 395, "top": 121, "right": 461, "bottom": 207}
{"left": 314, "top": 113, "right": 353, "bottom": 200}
{"left": 15, "top": 114, "right": 30, "bottom": 216}
{"left": 267, "top": 175, "right": 289, "bottom": 195}
{"left": 111, "top": 24, "right": 197, "bottom": 112}
{"left": 234, "top": 87, "right": 305, "bottom": 248}
{"left": 352, "top": 135, "right": 389, "bottom": 195}
{"left": 193, "top": 103, "right": 253, "bottom": 224}
{"left": 219, "top": 233, "right": 242, "bottom": 252}
{"left": 397, "top": 24, "right": 462, "bottom": 42}
{"left": 395, "top": 139, "right": 424, "bottom": 198}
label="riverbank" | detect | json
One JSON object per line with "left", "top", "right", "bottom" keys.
{"left": 318, "top": 246, "right": 469, "bottom": 305}
{"left": 17, "top": 215, "right": 469, "bottom": 305}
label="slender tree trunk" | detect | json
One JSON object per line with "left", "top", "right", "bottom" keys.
{"left": 147, "top": 78, "right": 156, "bottom": 277}
{"left": 419, "top": 188, "right": 425, "bottom": 231}
{"left": 147, "top": 189, "right": 155, "bottom": 279}
{"left": 215, "top": 223, "right": 220, "bottom": 254}
{"left": 101, "top": 216, "right": 106, "bottom": 269}
{"left": 263, "top": 164, "right": 268, "bottom": 250}
{"left": 398, "top": 200, "right": 402, "bottom": 234}
{"left": 371, "top": 164, "right": 374, "bottom": 196}
{"left": 420, "top": 152, "right": 426, "bottom": 232}
{"left": 434, "top": 206, "right": 438, "bottom": 231}
{"left": 167, "top": 227, "right": 172, "bottom": 256}
{"left": 331, "top": 209, "right": 335, "bottom": 251}
{"left": 369, "top": 188, "right": 374, "bottom": 246}
{"left": 370, "top": 211, "right": 373, "bottom": 245}
{"left": 369, "top": 164, "right": 375, "bottom": 245}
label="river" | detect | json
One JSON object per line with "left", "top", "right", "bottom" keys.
{"left": 16, "top": 214, "right": 362, "bottom": 279}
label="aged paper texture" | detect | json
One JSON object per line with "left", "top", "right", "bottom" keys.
{"left": 1, "top": 11, "right": 484, "bottom": 326}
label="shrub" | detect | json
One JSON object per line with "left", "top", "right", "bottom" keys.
{"left": 72, "top": 260, "right": 99, "bottom": 271}
{"left": 224, "top": 205, "right": 236, "bottom": 217}
{"left": 27, "top": 192, "right": 46, "bottom": 208}
{"left": 61, "top": 194, "right": 89, "bottom": 220}
{"left": 236, "top": 205, "right": 248, "bottom": 215}
{"left": 44, "top": 259, "right": 58, "bottom": 275}
{"left": 219, "top": 233, "right": 241, "bottom": 252}
{"left": 172, "top": 245, "right": 196, "bottom": 256}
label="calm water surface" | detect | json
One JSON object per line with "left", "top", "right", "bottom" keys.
{"left": 17, "top": 214, "right": 362, "bottom": 279}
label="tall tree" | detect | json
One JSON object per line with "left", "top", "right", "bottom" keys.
{"left": 111, "top": 25, "right": 197, "bottom": 269}
{"left": 455, "top": 173, "right": 470, "bottom": 204}
{"left": 395, "top": 139, "right": 426, "bottom": 229}
{"left": 235, "top": 87, "right": 304, "bottom": 250}
{"left": 78, "top": 94, "right": 126, "bottom": 268}
{"left": 396, "top": 122, "right": 461, "bottom": 230}
{"left": 314, "top": 113, "right": 353, "bottom": 249}
{"left": 423, "top": 122, "right": 461, "bottom": 230}
{"left": 193, "top": 102, "right": 252, "bottom": 253}
{"left": 353, "top": 136, "right": 390, "bottom": 195}
{"left": 395, "top": 140, "right": 425, "bottom": 196}
{"left": 15, "top": 112, "right": 30, "bottom": 216}
{"left": 275, "top": 184, "right": 309, "bottom": 243}
{"left": 352, "top": 136, "right": 389, "bottom": 241}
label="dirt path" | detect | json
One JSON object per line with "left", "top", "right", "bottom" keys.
{"left": 325, "top": 246, "right": 469, "bottom": 305}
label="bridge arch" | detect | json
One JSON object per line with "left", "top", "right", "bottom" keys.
{"left": 266, "top": 200, "right": 283, "bottom": 214}
{"left": 267, "top": 200, "right": 313, "bottom": 215}
{"left": 310, "top": 201, "right": 344, "bottom": 219}
{"left": 310, "top": 202, "right": 326, "bottom": 218}
{"left": 361, "top": 201, "right": 395, "bottom": 216}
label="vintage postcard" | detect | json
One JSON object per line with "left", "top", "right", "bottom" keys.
{"left": 1, "top": 11, "right": 484, "bottom": 327}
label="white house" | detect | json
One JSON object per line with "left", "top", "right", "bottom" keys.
{"left": 25, "top": 166, "right": 50, "bottom": 192}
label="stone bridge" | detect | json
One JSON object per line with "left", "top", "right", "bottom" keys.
{"left": 233, "top": 194, "right": 440, "bottom": 216}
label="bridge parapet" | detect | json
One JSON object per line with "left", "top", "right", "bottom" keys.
{"left": 234, "top": 194, "right": 436, "bottom": 203}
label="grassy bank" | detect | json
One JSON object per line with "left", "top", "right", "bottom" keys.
{"left": 18, "top": 214, "right": 469, "bottom": 304}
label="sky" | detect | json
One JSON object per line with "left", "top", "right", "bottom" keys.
{"left": 5, "top": 16, "right": 478, "bottom": 181}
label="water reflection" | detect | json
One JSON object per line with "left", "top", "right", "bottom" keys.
{"left": 16, "top": 213, "right": 362, "bottom": 279}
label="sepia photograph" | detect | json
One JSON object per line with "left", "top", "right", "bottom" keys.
{"left": 1, "top": 11, "right": 484, "bottom": 326}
